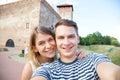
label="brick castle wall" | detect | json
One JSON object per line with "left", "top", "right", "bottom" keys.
{"left": 0, "top": 0, "right": 60, "bottom": 48}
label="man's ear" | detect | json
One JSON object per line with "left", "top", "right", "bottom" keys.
{"left": 77, "top": 36, "right": 80, "bottom": 44}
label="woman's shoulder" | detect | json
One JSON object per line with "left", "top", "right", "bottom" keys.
{"left": 27, "top": 61, "right": 37, "bottom": 71}
{"left": 24, "top": 62, "right": 33, "bottom": 70}
{"left": 22, "top": 62, "right": 33, "bottom": 75}
{"left": 22, "top": 62, "right": 33, "bottom": 80}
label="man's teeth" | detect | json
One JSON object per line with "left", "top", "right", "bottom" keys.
{"left": 63, "top": 47, "right": 71, "bottom": 49}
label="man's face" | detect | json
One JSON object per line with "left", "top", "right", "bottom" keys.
{"left": 55, "top": 25, "right": 79, "bottom": 59}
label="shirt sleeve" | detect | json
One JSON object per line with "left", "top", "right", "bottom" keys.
{"left": 91, "top": 53, "right": 111, "bottom": 70}
{"left": 32, "top": 66, "right": 50, "bottom": 80}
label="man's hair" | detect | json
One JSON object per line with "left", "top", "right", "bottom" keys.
{"left": 55, "top": 19, "right": 79, "bottom": 35}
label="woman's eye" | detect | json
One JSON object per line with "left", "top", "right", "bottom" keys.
{"left": 39, "top": 41, "right": 45, "bottom": 45}
{"left": 49, "top": 38, "right": 54, "bottom": 42}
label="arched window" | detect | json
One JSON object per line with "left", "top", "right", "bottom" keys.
{"left": 6, "top": 39, "right": 15, "bottom": 47}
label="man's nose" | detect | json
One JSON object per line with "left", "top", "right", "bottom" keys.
{"left": 63, "top": 38, "right": 70, "bottom": 45}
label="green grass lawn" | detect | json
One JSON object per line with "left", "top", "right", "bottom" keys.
{"left": 79, "top": 45, "right": 120, "bottom": 66}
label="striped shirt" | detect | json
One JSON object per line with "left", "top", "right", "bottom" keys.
{"left": 32, "top": 53, "right": 111, "bottom": 80}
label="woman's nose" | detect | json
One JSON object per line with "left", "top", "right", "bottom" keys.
{"left": 46, "top": 42, "right": 51, "bottom": 48}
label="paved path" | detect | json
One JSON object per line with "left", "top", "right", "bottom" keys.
{"left": 0, "top": 47, "right": 27, "bottom": 80}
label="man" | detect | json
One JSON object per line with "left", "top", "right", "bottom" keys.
{"left": 31, "top": 19, "right": 120, "bottom": 80}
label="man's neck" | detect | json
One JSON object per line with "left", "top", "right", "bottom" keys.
{"left": 60, "top": 53, "right": 77, "bottom": 63}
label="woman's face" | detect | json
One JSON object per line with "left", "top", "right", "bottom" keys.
{"left": 34, "top": 33, "right": 56, "bottom": 58}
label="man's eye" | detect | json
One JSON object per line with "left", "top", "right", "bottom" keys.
{"left": 68, "top": 35, "right": 76, "bottom": 39}
{"left": 57, "top": 36, "right": 64, "bottom": 39}
{"left": 69, "top": 36, "right": 75, "bottom": 38}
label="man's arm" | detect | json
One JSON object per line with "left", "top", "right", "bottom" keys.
{"left": 31, "top": 76, "right": 47, "bottom": 80}
{"left": 31, "top": 63, "right": 50, "bottom": 80}
{"left": 97, "top": 62, "right": 120, "bottom": 80}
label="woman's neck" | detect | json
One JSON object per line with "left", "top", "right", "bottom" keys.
{"left": 37, "top": 56, "right": 54, "bottom": 64}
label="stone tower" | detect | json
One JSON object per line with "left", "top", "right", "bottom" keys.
{"left": 57, "top": 4, "right": 73, "bottom": 20}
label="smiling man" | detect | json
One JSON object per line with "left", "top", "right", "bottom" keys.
{"left": 55, "top": 21, "right": 79, "bottom": 63}
{"left": 31, "top": 19, "right": 120, "bottom": 80}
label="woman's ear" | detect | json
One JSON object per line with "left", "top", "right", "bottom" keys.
{"left": 32, "top": 46, "right": 38, "bottom": 52}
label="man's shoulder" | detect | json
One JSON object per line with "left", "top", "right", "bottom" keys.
{"left": 80, "top": 52, "right": 109, "bottom": 61}
{"left": 85, "top": 52, "right": 106, "bottom": 58}
{"left": 49, "top": 59, "right": 59, "bottom": 66}
{"left": 88, "top": 52, "right": 109, "bottom": 58}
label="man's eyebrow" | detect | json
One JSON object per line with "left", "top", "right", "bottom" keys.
{"left": 56, "top": 35, "right": 64, "bottom": 38}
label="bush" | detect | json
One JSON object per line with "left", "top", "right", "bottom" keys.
{"left": 19, "top": 53, "right": 24, "bottom": 57}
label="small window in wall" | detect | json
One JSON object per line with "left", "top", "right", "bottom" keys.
{"left": 26, "top": 23, "right": 29, "bottom": 29}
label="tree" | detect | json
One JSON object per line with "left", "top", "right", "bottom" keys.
{"left": 110, "top": 37, "right": 119, "bottom": 45}
{"left": 79, "top": 31, "right": 119, "bottom": 46}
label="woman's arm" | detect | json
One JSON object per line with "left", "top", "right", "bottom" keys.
{"left": 77, "top": 49, "right": 88, "bottom": 59}
{"left": 21, "top": 62, "right": 33, "bottom": 80}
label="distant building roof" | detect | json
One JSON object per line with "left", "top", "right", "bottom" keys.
{"left": 57, "top": 4, "right": 73, "bottom": 11}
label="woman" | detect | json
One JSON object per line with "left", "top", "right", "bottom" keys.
{"left": 21, "top": 25, "right": 87, "bottom": 80}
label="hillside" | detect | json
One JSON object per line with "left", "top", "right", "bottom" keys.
{"left": 79, "top": 45, "right": 120, "bottom": 66}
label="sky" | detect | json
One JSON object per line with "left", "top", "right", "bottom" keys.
{"left": 0, "top": 0, "right": 120, "bottom": 42}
